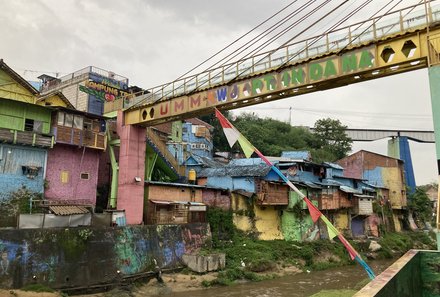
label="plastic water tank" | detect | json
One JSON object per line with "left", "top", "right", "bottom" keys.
{"left": 188, "top": 169, "right": 196, "bottom": 184}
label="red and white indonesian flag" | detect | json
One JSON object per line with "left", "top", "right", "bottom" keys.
{"left": 215, "top": 108, "right": 256, "bottom": 158}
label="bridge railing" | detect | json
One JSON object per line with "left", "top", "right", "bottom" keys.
{"left": 123, "top": 2, "right": 438, "bottom": 109}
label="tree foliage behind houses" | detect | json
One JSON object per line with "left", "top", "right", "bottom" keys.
{"left": 202, "top": 112, "right": 353, "bottom": 163}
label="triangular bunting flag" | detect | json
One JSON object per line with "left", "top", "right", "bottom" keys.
{"left": 215, "top": 109, "right": 240, "bottom": 147}
{"left": 304, "top": 198, "right": 321, "bottom": 222}
{"left": 237, "top": 134, "right": 256, "bottom": 158}
{"left": 215, "top": 108, "right": 256, "bottom": 157}
{"left": 320, "top": 216, "right": 340, "bottom": 239}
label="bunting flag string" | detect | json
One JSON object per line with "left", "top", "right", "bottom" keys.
{"left": 214, "top": 108, "right": 375, "bottom": 280}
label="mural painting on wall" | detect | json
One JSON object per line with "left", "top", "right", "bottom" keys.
{"left": 0, "top": 240, "right": 27, "bottom": 288}
{"left": 114, "top": 228, "right": 152, "bottom": 275}
{"left": 182, "top": 224, "right": 211, "bottom": 254}
{"left": 156, "top": 225, "right": 185, "bottom": 268}
{"left": 79, "top": 73, "right": 129, "bottom": 102}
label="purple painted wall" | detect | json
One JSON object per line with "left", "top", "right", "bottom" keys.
{"left": 45, "top": 144, "right": 100, "bottom": 204}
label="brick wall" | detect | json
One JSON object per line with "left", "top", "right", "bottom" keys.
{"left": 202, "top": 189, "right": 230, "bottom": 210}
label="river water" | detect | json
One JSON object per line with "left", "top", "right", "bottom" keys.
{"left": 160, "top": 259, "right": 394, "bottom": 297}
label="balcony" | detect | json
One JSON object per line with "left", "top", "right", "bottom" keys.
{"left": 53, "top": 125, "right": 106, "bottom": 150}
{"left": 0, "top": 127, "right": 53, "bottom": 148}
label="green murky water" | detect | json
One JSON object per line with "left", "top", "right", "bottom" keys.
{"left": 157, "top": 259, "right": 393, "bottom": 297}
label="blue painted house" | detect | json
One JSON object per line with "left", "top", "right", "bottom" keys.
{"left": 167, "top": 118, "right": 214, "bottom": 166}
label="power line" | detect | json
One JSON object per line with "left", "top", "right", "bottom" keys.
{"left": 238, "top": 106, "right": 432, "bottom": 119}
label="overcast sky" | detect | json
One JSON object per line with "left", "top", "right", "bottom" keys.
{"left": 1, "top": 0, "right": 437, "bottom": 185}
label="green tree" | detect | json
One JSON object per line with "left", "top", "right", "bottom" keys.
{"left": 408, "top": 186, "right": 433, "bottom": 224}
{"left": 312, "top": 118, "right": 352, "bottom": 161}
{"left": 233, "top": 113, "right": 314, "bottom": 156}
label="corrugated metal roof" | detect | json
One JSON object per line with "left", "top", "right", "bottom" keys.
{"left": 146, "top": 181, "right": 206, "bottom": 188}
{"left": 198, "top": 164, "right": 271, "bottom": 177}
{"left": 232, "top": 189, "right": 254, "bottom": 198}
{"left": 185, "top": 118, "right": 214, "bottom": 129}
{"left": 324, "top": 162, "right": 344, "bottom": 170}
{"left": 354, "top": 194, "right": 375, "bottom": 199}
{"left": 229, "top": 158, "right": 265, "bottom": 166}
{"left": 339, "top": 185, "right": 362, "bottom": 194}
{"left": 302, "top": 181, "right": 323, "bottom": 189}
{"left": 149, "top": 200, "right": 206, "bottom": 206}
{"left": 187, "top": 154, "right": 225, "bottom": 168}
{"left": 49, "top": 205, "right": 89, "bottom": 216}
{"left": 281, "top": 151, "right": 311, "bottom": 160}
{"left": 313, "top": 179, "right": 344, "bottom": 187}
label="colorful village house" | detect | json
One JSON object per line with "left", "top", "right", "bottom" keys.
{"left": 337, "top": 150, "right": 407, "bottom": 232}
{"left": 43, "top": 107, "right": 108, "bottom": 209}
{"left": 145, "top": 181, "right": 207, "bottom": 225}
{"left": 197, "top": 149, "right": 381, "bottom": 241}
{"left": 276, "top": 153, "right": 329, "bottom": 241}
{"left": 321, "top": 162, "right": 377, "bottom": 237}
{"left": 275, "top": 154, "right": 369, "bottom": 241}
{"left": 198, "top": 157, "right": 286, "bottom": 240}
{"left": 0, "top": 59, "right": 68, "bottom": 227}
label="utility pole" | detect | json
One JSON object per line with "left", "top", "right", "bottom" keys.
{"left": 289, "top": 107, "right": 292, "bottom": 126}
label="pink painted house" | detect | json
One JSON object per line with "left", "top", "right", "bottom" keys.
{"left": 44, "top": 108, "right": 107, "bottom": 205}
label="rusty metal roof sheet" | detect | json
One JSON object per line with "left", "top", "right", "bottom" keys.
{"left": 198, "top": 164, "right": 271, "bottom": 177}
{"left": 49, "top": 205, "right": 89, "bottom": 216}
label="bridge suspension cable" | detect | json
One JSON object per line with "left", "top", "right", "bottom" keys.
{"left": 126, "top": 0, "right": 431, "bottom": 114}
{"left": 153, "top": 0, "right": 352, "bottom": 105}
{"left": 130, "top": 0, "right": 355, "bottom": 109}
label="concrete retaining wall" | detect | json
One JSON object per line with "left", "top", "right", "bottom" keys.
{"left": 0, "top": 223, "right": 211, "bottom": 289}
{"left": 182, "top": 253, "right": 225, "bottom": 273}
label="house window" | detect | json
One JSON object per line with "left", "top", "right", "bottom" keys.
{"left": 57, "top": 112, "right": 65, "bottom": 126}
{"left": 61, "top": 170, "right": 69, "bottom": 183}
{"left": 64, "top": 114, "right": 73, "bottom": 127}
{"left": 24, "top": 119, "right": 34, "bottom": 131}
{"left": 24, "top": 119, "right": 43, "bottom": 133}
{"left": 73, "top": 115, "right": 83, "bottom": 130}
{"left": 83, "top": 119, "right": 93, "bottom": 130}
{"left": 80, "top": 172, "right": 90, "bottom": 180}
{"left": 22, "top": 166, "right": 40, "bottom": 179}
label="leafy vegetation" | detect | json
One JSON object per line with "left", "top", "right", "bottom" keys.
{"left": 21, "top": 283, "right": 56, "bottom": 292}
{"left": 202, "top": 112, "right": 352, "bottom": 162}
{"left": 312, "top": 118, "right": 352, "bottom": 161}
{"left": 207, "top": 207, "right": 235, "bottom": 247}
{"left": 376, "top": 232, "right": 435, "bottom": 258}
{"left": 408, "top": 186, "right": 434, "bottom": 225}
{"left": 204, "top": 209, "right": 435, "bottom": 287}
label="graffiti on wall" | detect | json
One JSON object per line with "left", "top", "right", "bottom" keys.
{"left": 182, "top": 224, "right": 211, "bottom": 254}
{"left": 0, "top": 240, "right": 27, "bottom": 288}
{"left": 0, "top": 224, "right": 211, "bottom": 290}
{"left": 114, "top": 227, "right": 151, "bottom": 275}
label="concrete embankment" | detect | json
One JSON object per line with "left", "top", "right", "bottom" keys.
{"left": 0, "top": 223, "right": 211, "bottom": 291}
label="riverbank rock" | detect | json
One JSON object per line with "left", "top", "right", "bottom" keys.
{"left": 369, "top": 240, "right": 382, "bottom": 252}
